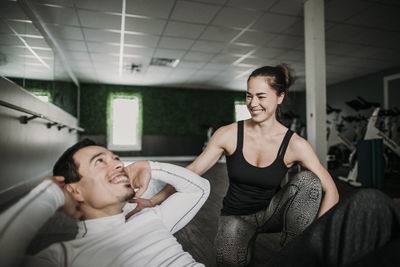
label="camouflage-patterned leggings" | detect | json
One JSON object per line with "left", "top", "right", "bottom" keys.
{"left": 215, "top": 171, "right": 322, "bottom": 266}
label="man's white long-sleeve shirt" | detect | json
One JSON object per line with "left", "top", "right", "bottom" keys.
{"left": 0, "top": 162, "right": 210, "bottom": 267}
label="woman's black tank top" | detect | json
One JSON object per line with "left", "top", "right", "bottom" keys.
{"left": 221, "top": 120, "right": 294, "bottom": 215}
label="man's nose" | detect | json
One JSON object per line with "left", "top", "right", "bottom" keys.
{"left": 113, "top": 160, "right": 123, "bottom": 170}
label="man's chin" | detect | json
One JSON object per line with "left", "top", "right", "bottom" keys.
{"left": 123, "top": 191, "right": 135, "bottom": 202}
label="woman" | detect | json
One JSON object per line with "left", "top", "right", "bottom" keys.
{"left": 186, "top": 64, "right": 339, "bottom": 266}
{"left": 127, "top": 64, "right": 339, "bottom": 266}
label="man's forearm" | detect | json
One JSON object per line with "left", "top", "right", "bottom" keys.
{"left": 0, "top": 180, "right": 64, "bottom": 266}
{"left": 150, "top": 184, "right": 176, "bottom": 206}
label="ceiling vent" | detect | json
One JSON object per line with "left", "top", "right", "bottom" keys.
{"left": 150, "top": 57, "right": 180, "bottom": 68}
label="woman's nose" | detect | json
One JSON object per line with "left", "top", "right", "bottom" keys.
{"left": 250, "top": 97, "right": 258, "bottom": 107}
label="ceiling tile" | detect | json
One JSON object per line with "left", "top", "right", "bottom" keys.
{"left": 191, "top": 40, "right": 225, "bottom": 52}
{"left": 78, "top": 10, "right": 121, "bottom": 30}
{"left": 270, "top": 0, "right": 303, "bottom": 16}
{"left": 58, "top": 39, "right": 87, "bottom": 52}
{"left": 346, "top": 4, "right": 400, "bottom": 32}
{"left": 170, "top": 1, "right": 220, "bottom": 24}
{"left": 210, "top": 53, "right": 240, "bottom": 64}
{"left": 153, "top": 48, "right": 186, "bottom": 59}
{"left": 325, "top": 41, "right": 363, "bottom": 56}
{"left": 183, "top": 51, "right": 215, "bottom": 61}
{"left": 200, "top": 26, "right": 241, "bottom": 42}
{"left": 227, "top": 0, "right": 276, "bottom": 11}
{"left": 46, "top": 25, "right": 84, "bottom": 40}
{"left": 325, "top": 24, "right": 366, "bottom": 42}
{"left": 125, "top": 17, "right": 166, "bottom": 35}
{"left": 124, "top": 34, "right": 160, "bottom": 47}
{"left": 126, "top": 0, "right": 175, "bottom": 18}
{"left": 252, "top": 46, "right": 287, "bottom": 59}
{"left": 31, "top": 0, "right": 74, "bottom": 7}
{"left": 352, "top": 47, "right": 400, "bottom": 62}
{"left": 83, "top": 28, "right": 120, "bottom": 42}
{"left": 234, "top": 31, "right": 277, "bottom": 46}
{"left": 240, "top": 56, "right": 272, "bottom": 66}
{"left": 35, "top": 5, "right": 80, "bottom": 26}
{"left": 174, "top": 60, "right": 205, "bottom": 69}
{"left": 222, "top": 44, "right": 255, "bottom": 55}
{"left": 195, "top": 0, "right": 227, "bottom": 5}
{"left": 66, "top": 51, "right": 91, "bottom": 61}
{"left": 252, "top": 13, "right": 298, "bottom": 33}
{"left": 325, "top": 0, "right": 373, "bottom": 22}
{"left": 0, "top": 1, "right": 28, "bottom": 20}
{"left": 75, "top": 0, "right": 122, "bottom": 12}
{"left": 123, "top": 46, "right": 154, "bottom": 56}
{"left": 266, "top": 35, "right": 303, "bottom": 49}
{"left": 5, "top": 21, "right": 41, "bottom": 36}
{"left": 86, "top": 42, "right": 118, "bottom": 53}
{"left": 24, "top": 37, "right": 49, "bottom": 48}
{"left": 202, "top": 62, "right": 227, "bottom": 71}
{"left": 211, "top": 7, "right": 262, "bottom": 28}
{"left": 164, "top": 21, "right": 206, "bottom": 39}
{"left": 158, "top": 36, "right": 194, "bottom": 50}
{"left": 348, "top": 29, "right": 400, "bottom": 50}
{"left": 276, "top": 50, "right": 304, "bottom": 62}
{"left": 282, "top": 19, "right": 304, "bottom": 36}
{"left": 326, "top": 54, "right": 356, "bottom": 66}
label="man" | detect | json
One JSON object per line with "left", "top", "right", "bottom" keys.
{"left": 0, "top": 139, "right": 210, "bottom": 267}
{"left": 2, "top": 140, "right": 400, "bottom": 267}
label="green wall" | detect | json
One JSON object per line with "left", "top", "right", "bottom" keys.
{"left": 7, "top": 77, "right": 78, "bottom": 117}
{"left": 80, "top": 83, "right": 245, "bottom": 136}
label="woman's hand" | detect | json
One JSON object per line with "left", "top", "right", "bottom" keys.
{"left": 125, "top": 198, "right": 155, "bottom": 220}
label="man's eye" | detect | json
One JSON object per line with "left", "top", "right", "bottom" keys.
{"left": 95, "top": 159, "right": 103, "bottom": 164}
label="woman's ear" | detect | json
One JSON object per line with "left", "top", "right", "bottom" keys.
{"left": 65, "top": 184, "right": 84, "bottom": 203}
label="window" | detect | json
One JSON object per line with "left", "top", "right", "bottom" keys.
{"left": 107, "top": 93, "right": 142, "bottom": 151}
{"left": 29, "top": 89, "right": 51, "bottom": 103}
{"left": 234, "top": 101, "right": 251, "bottom": 121}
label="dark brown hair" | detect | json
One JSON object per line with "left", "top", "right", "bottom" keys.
{"left": 247, "top": 64, "right": 295, "bottom": 119}
{"left": 53, "top": 138, "right": 97, "bottom": 184}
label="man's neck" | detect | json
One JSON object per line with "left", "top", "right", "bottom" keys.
{"left": 81, "top": 203, "right": 126, "bottom": 220}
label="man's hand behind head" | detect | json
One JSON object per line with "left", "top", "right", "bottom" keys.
{"left": 124, "top": 161, "right": 151, "bottom": 198}
{"left": 44, "top": 176, "right": 83, "bottom": 219}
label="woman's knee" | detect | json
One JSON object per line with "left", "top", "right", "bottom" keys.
{"left": 291, "top": 171, "right": 322, "bottom": 197}
{"left": 215, "top": 216, "right": 256, "bottom": 266}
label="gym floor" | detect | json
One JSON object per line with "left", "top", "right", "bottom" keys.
{"left": 171, "top": 161, "right": 400, "bottom": 267}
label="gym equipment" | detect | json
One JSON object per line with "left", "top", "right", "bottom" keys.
{"left": 339, "top": 106, "right": 400, "bottom": 186}
{"left": 326, "top": 105, "right": 355, "bottom": 169}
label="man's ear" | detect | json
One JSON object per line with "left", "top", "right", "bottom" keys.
{"left": 64, "top": 183, "right": 84, "bottom": 203}
{"left": 277, "top": 92, "right": 285, "bottom": 104}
